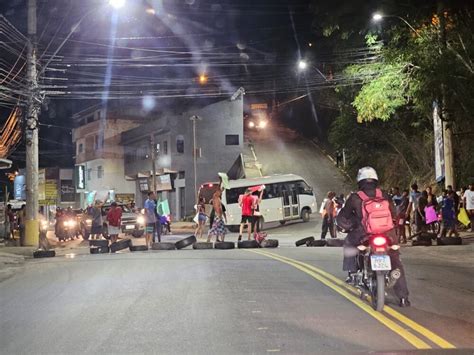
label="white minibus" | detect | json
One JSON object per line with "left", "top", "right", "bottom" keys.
{"left": 198, "top": 174, "right": 317, "bottom": 231}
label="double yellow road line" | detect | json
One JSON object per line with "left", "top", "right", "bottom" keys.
{"left": 248, "top": 249, "right": 456, "bottom": 350}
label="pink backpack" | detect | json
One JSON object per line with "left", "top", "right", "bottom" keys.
{"left": 357, "top": 189, "right": 394, "bottom": 234}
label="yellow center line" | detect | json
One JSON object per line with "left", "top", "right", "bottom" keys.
{"left": 253, "top": 249, "right": 456, "bottom": 349}
{"left": 247, "top": 249, "right": 431, "bottom": 350}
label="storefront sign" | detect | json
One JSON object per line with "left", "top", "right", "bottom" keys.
{"left": 75, "top": 165, "right": 85, "bottom": 190}
{"left": 60, "top": 180, "right": 75, "bottom": 202}
{"left": 13, "top": 175, "right": 26, "bottom": 200}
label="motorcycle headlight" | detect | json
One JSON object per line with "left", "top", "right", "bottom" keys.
{"left": 85, "top": 219, "right": 92, "bottom": 225}
{"left": 41, "top": 221, "right": 48, "bottom": 230}
{"left": 69, "top": 220, "right": 77, "bottom": 227}
{"left": 137, "top": 216, "right": 145, "bottom": 225}
{"left": 63, "top": 221, "right": 69, "bottom": 227}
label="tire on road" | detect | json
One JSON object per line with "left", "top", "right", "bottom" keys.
{"left": 89, "top": 239, "right": 109, "bottom": 248}
{"left": 238, "top": 240, "right": 260, "bottom": 248}
{"left": 412, "top": 240, "right": 431, "bottom": 246}
{"left": 129, "top": 245, "right": 148, "bottom": 252}
{"left": 372, "top": 271, "right": 385, "bottom": 312}
{"left": 193, "top": 242, "right": 213, "bottom": 250}
{"left": 261, "top": 239, "right": 279, "bottom": 248}
{"left": 132, "top": 230, "right": 144, "bottom": 238}
{"left": 308, "top": 239, "right": 326, "bottom": 247}
{"left": 418, "top": 233, "right": 436, "bottom": 243}
{"left": 151, "top": 242, "right": 176, "bottom": 250}
{"left": 90, "top": 246, "right": 110, "bottom": 254}
{"left": 301, "top": 208, "right": 311, "bottom": 222}
{"left": 215, "top": 241, "right": 235, "bottom": 249}
{"left": 175, "top": 235, "right": 197, "bottom": 250}
{"left": 295, "top": 236, "right": 314, "bottom": 247}
{"left": 326, "top": 238, "right": 344, "bottom": 247}
{"left": 33, "top": 249, "right": 56, "bottom": 258}
{"left": 437, "top": 237, "right": 462, "bottom": 246}
{"left": 110, "top": 238, "right": 131, "bottom": 253}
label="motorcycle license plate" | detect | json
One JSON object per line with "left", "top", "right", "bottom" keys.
{"left": 370, "top": 255, "right": 391, "bottom": 271}
{"left": 125, "top": 225, "right": 135, "bottom": 230}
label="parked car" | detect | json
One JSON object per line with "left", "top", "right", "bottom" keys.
{"left": 80, "top": 203, "right": 145, "bottom": 239}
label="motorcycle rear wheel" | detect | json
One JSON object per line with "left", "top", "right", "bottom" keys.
{"left": 371, "top": 271, "right": 385, "bottom": 312}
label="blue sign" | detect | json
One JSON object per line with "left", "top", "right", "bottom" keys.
{"left": 14, "top": 175, "right": 26, "bottom": 200}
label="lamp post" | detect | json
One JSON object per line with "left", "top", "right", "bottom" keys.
{"left": 297, "top": 60, "right": 328, "bottom": 81}
{"left": 189, "top": 115, "right": 202, "bottom": 203}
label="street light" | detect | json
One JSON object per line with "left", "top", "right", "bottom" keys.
{"left": 109, "top": 0, "right": 125, "bottom": 9}
{"left": 298, "top": 60, "right": 308, "bottom": 71}
{"left": 371, "top": 12, "right": 419, "bottom": 35}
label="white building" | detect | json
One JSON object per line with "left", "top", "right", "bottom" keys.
{"left": 72, "top": 103, "right": 144, "bottom": 207}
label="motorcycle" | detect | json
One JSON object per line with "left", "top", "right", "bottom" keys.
{"left": 351, "top": 234, "right": 401, "bottom": 312}
{"left": 56, "top": 216, "right": 79, "bottom": 241}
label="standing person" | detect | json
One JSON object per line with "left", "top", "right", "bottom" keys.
{"left": 89, "top": 201, "right": 103, "bottom": 240}
{"left": 321, "top": 191, "right": 336, "bottom": 240}
{"left": 425, "top": 186, "right": 438, "bottom": 209}
{"left": 417, "top": 191, "right": 429, "bottom": 232}
{"left": 406, "top": 183, "right": 421, "bottom": 234}
{"left": 396, "top": 190, "right": 410, "bottom": 243}
{"left": 153, "top": 197, "right": 161, "bottom": 243}
{"left": 144, "top": 192, "right": 157, "bottom": 248}
{"left": 194, "top": 197, "right": 207, "bottom": 239}
{"left": 207, "top": 190, "right": 226, "bottom": 242}
{"left": 251, "top": 187, "right": 264, "bottom": 237}
{"left": 17, "top": 205, "right": 26, "bottom": 246}
{"left": 5, "top": 204, "right": 14, "bottom": 239}
{"left": 106, "top": 202, "right": 122, "bottom": 244}
{"left": 335, "top": 150, "right": 342, "bottom": 167}
{"left": 440, "top": 191, "right": 459, "bottom": 238}
{"left": 238, "top": 188, "right": 254, "bottom": 241}
{"left": 392, "top": 187, "right": 402, "bottom": 207}
{"left": 464, "top": 183, "right": 474, "bottom": 232}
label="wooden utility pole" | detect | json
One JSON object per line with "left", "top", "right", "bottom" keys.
{"left": 25, "top": 0, "right": 40, "bottom": 246}
{"left": 150, "top": 134, "right": 157, "bottom": 194}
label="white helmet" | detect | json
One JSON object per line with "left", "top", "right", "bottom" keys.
{"left": 357, "top": 166, "right": 378, "bottom": 182}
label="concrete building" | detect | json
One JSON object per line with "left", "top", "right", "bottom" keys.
{"left": 121, "top": 95, "right": 244, "bottom": 219}
{"left": 72, "top": 103, "right": 144, "bottom": 207}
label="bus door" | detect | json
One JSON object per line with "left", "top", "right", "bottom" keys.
{"left": 282, "top": 184, "right": 299, "bottom": 219}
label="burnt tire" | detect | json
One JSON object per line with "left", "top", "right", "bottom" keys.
{"left": 33, "top": 249, "right": 56, "bottom": 258}
{"left": 437, "top": 237, "right": 462, "bottom": 246}
{"left": 261, "top": 239, "right": 279, "bottom": 248}
{"left": 308, "top": 239, "right": 327, "bottom": 247}
{"left": 193, "top": 242, "right": 213, "bottom": 250}
{"left": 418, "top": 233, "right": 437, "bottom": 243}
{"left": 412, "top": 239, "right": 431, "bottom": 246}
{"left": 89, "top": 239, "right": 109, "bottom": 248}
{"left": 110, "top": 238, "right": 131, "bottom": 253}
{"left": 129, "top": 245, "right": 148, "bottom": 252}
{"left": 295, "top": 236, "right": 315, "bottom": 247}
{"left": 215, "top": 241, "right": 235, "bottom": 249}
{"left": 238, "top": 240, "right": 260, "bottom": 249}
{"left": 90, "top": 246, "right": 110, "bottom": 254}
{"left": 175, "top": 235, "right": 197, "bottom": 250}
{"left": 326, "top": 238, "right": 344, "bottom": 247}
{"left": 151, "top": 242, "right": 176, "bottom": 250}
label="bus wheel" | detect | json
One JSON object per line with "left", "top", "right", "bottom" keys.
{"left": 279, "top": 220, "right": 286, "bottom": 225}
{"left": 301, "top": 209, "right": 310, "bottom": 222}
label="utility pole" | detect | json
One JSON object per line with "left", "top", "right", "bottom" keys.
{"left": 190, "top": 115, "right": 202, "bottom": 203}
{"left": 150, "top": 134, "right": 157, "bottom": 194}
{"left": 25, "top": 0, "right": 40, "bottom": 246}
{"left": 438, "top": 1, "right": 455, "bottom": 189}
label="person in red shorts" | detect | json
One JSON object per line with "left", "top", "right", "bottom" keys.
{"left": 106, "top": 202, "right": 122, "bottom": 244}
{"left": 238, "top": 188, "right": 255, "bottom": 241}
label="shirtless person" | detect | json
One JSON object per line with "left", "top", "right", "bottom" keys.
{"left": 207, "top": 190, "right": 226, "bottom": 242}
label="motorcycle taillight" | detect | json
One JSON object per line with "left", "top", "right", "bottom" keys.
{"left": 372, "top": 236, "right": 387, "bottom": 247}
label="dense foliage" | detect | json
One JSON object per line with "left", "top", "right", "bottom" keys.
{"left": 311, "top": 0, "right": 474, "bottom": 188}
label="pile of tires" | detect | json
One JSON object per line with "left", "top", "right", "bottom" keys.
{"left": 110, "top": 239, "right": 131, "bottom": 253}
{"left": 296, "top": 237, "right": 344, "bottom": 247}
{"left": 175, "top": 235, "right": 196, "bottom": 250}
{"left": 33, "top": 249, "right": 56, "bottom": 258}
{"left": 89, "top": 239, "right": 110, "bottom": 254}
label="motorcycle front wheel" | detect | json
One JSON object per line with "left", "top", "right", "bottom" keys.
{"left": 371, "top": 271, "right": 385, "bottom": 312}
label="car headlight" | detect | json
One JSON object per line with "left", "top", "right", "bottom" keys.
{"left": 137, "top": 216, "right": 145, "bottom": 225}
{"left": 248, "top": 121, "right": 255, "bottom": 128}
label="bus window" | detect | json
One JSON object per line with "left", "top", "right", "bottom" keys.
{"left": 226, "top": 187, "right": 247, "bottom": 204}
{"left": 262, "top": 184, "right": 278, "bottom": 199}
{"left": 295, "top": 180, "right": 313, "bottom": 195}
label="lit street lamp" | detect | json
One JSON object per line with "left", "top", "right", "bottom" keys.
{"left": 371, "top": 12, "right": 419, "bottom": 35}
{"left": 297, "top": 60, "right": 327, "bottom": 81}
{"left": 297, "top": 60, "right": 308, "bottom": 71}
{"left": 109, "top": 0, "right": 126, "bottom": 9}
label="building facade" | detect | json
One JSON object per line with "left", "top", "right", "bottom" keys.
{"left": 121, "top": 96, "right": 244, "bottom": 219}
{"left": 72, "top": 104, "right": 144, "bottom": 207}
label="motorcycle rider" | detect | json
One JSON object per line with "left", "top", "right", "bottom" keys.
{"left": 336, "top": 166, "right": 411, "bottom": 307}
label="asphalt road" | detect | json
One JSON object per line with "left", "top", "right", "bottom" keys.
{"left": 247, "top": 124, "right": 352, "bottom": 200}
{"left": 1, "top": 236, "right": 473, "bottom": 354}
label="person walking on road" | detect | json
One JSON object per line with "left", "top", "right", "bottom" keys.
{"left": 463, "top": 183, "right": 474, "bottom": 232}
{"left": 5, "top": 204, "right": 14, "bottom": 239}
{"left": 89, "top": 201, "right": 103, "bottom": 240}
{"left": 440, "top": 191, "right": 459, "bottom": 238}
{"left": 207, "top": 190, "right": 226, "bottom": 242}
{"left": 194, "top": 197, "right": 207, "bottom": 239}
{"left": 406, "top": 183, "right": 421, "bottom": 234}
{"left": 251, "top": 187, "right": 264, "bottom": 237}
{"left": 238, "top": 188, "right": 255, "bottom": 241}
{"left": 144, "top": 192, "right": 157, "bottom": 248}
{"left": 396, "top": 190, "right": 410, "bottom": 243}
{"left": 106, "top": 202, "right": 122, "bottom": 244}
{"left": 321, "top": 191, "right": 336, "bottom": 240}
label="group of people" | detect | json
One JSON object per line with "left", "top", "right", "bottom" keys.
{"left": 3, "top": 204, "right": 25, "bottom": 242}
{"left": 389, "top": 183, "right": 474, "bottom": 243}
